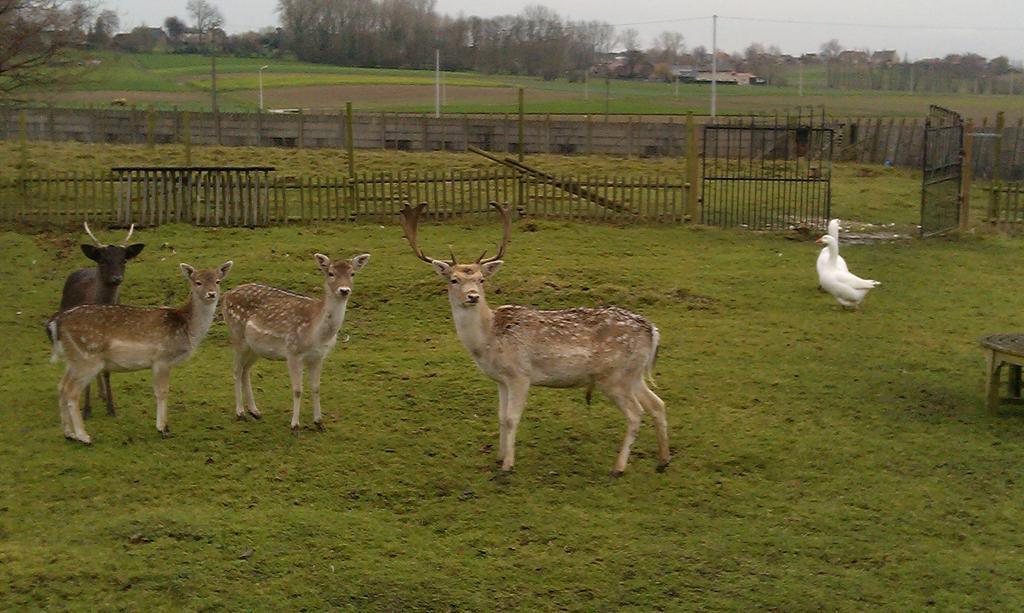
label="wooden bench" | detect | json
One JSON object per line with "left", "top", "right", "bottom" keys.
{"left": 980, "top": 334, "right": 1024, "bottom": 412}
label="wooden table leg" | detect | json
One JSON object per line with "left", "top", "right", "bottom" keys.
{"left": 1010, "top": 364, "right": 1022, "bottom": 398}
{"left": 986, "top": 351, "right": 1002, "bottom": 413}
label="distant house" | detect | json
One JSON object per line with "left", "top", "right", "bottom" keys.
{"left": 837, "top": 50, "right": 869, "bottom": 65}
{"left": 110, "top": 27, "right": 168, "bottom": 52}
{"left": 693, "top": 71, "right": 763, "bottom": 86}
{"left": 800, "top": 53, "right": 821, "bottom": 64}
{"left": 871, "top": 50, "right": 899, "bottom": 66}
{"left": 671, "top": 65, "right": 699, "bottom": 81}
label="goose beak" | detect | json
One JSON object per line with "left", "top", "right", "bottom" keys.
{"left": 815, "top": 237, "right": 826, "bottom": 244}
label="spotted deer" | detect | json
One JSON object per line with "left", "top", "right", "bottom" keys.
{"left": 400, "top": 202, "right": 669, "bottom": 476}
{"left": 54, "top": 223, "right": 145, "bottom": 418}
{"left": 221, "top": 253, "right": 370, "bottom": 434}
{"left": 47, "top": 261, "right": 233, "bottom": 444}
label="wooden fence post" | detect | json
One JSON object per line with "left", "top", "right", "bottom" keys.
{"left": 685, "top": 112, "right": 700, "bottom": 222}
{"left": 517, "top": 87, "right": 525, "bottom": 162}
{"left": 586, "top": 114, "right": 593, "bottom": 154}
{"left": 297, "top": 109, "right": 305, "bottom": 149}
{"left": 961, "top": 120, "right": 973, "bottom": 230}
{"left": 183, "top": 112, "right": 192, "bottom": 166}
{"left": 989, "top": 112, "right": 1005, "bottom": 222}
{"left": 345, "top": 102, "right": 355, "bottom": 176}
{"left": 146, "top": 105, "right": 155, "bottom": 149}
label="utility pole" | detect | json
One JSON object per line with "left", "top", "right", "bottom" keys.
{"left": 798, "top": 59, "right": 804, "bottom": 97}
{"left": 711, "top": 14, "right": 718, "bottom": 120}
{"left": 435, "top": 49, "right": 440, "bottom": 119}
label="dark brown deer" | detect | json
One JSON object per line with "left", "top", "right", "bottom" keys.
{"left": 399, "top": 202, "right": 669, "bottom": 476}
{"left": 55, "top": 223, "right": 145, "bottom": 418}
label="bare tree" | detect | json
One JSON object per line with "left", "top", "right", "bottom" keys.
{"left": 87, "top": 9, "right": 118, "bottom": 47}
{"left": 651, "top": 31, "right": 684, "bottom": 63}
{"left": 164, "top": 15, "right": 186, "bottom": 42}
{"left": 819, "top": 39, "right": 842, "bottom": 61}
{"left": 0, "top": 0, "right": 93, "bottom": 100}
{"left": 618, "top": 27, "right": 640, "bottom": 52}
{"left": 187, "top": 0, "right": 223, "bottom": 35}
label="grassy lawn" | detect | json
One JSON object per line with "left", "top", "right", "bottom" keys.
{"left": 24, "top": 51, "right": 1024, "bottom": 121}
{"left": 3, "top": 209, "right": 1024, "bottom": 607}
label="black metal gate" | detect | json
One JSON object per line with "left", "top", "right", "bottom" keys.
{"left": 920, "top": 105, "right": 964, "bottom": 237}
{"left": 701, "top": 114, "right": 833, "bottom": 230}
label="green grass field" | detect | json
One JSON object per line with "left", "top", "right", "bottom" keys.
{"left": 26, "top": 51, "right": 1024, "bottom": 122}
{"left": 3, "top": 206, "right": 1024, "bottom": 607}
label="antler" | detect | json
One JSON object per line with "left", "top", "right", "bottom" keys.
{"left": 121, "top": 223, "right": 135, "bottom": 245}
{"left": 399, "top": 202, "right": 443, "bottom": 263}
{"left": 477, "top": 202, "right": 512, "bottom": 264}
{"left": 83, "top": 222, "right": 105, "bottom": 246}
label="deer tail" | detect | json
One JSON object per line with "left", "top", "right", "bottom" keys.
{"left": 645, "top": 325, "right": 660, "bottom": 389}
{"left": 46, "top": 318, "right": 63, "bottom": 364}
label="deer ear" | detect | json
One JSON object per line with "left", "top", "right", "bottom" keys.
{"left": 430, "top": 260, "right": 452, "bottom": 278}
{"left": 81, "top": 244, "right": 101, "bottom": 261}
{"left": 124, "top": 243, "right": 145, "bottom": 260}
{"left": 314, "top": 253, "right": 331, "bottom": 272}
{"left": 351, "top": 253, "right": 370, "bottom": 271}
{"left": 480, "top": 260, "right": 503, "bottom": 278}
{"left": 218, "top": 261, "right": 233, "bottom": 279}
{"left": 179, "top": 263, "right": 196, "bottom": 280}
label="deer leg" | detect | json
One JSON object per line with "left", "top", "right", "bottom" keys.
{"left": 64, "top": 366, "right": 100, "bottom": 445}
{"left": 152, "top": 363, "right": 172, "bottom": 437}
{"left": 241, "top": 353, "right": 260, "bottom": 419}
{"left": 604, "top": 385, "right": 644, "bottom": 477}
{"left": 496, "top": 381, "right": 509, "bottom": 463}
{"left": 635, "top": 383, "right": 670, "bottom": 471}
{"left": 307, "top": 358, "right": 325, "bottom": 431}
{"left": 500, "top": 379, "right": 530, "bottom": 473}
{"left": 82, "top": 382, "right": 92, "bottom": 419}
{"left": 232, "top": 351, "right": 248, "bottom": 419}
{"left": 58, "top": 371, "right": 74, "bottom": 439}
{"left": 287, "top": 356, "right": 304, "bottom": 434}
{"left": 101, "top": 371, "right": 115, "bottom": 417}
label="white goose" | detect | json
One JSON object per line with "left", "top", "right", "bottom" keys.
{"left": 816, "top": 234, "right": 880, "bottom": 309}
{"left": 816, "top": 219, "right": 847, "bottom": 286}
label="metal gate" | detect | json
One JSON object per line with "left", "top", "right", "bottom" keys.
{"left": 701, "top": 114, "right": 833, "bottom": 230}
{"left": 920, "top": 105, "right": 964, "bottom": 237}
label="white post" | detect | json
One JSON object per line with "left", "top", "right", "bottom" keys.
{"left": 435, "top": 49, "right": 440, "bottom": 119}
{"left": 711, "top": 14, "right": 718, "bottom": 120}
{"left": 798, "top": 59, "right": 804, "bottom": 97}
{"left": 258, "top": 65, "right": 269, "bottom": 110}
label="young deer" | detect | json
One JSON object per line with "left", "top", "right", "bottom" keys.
{"left": 400, "top": 202, "right": 669, "bottom": 476}
{"left": 221, "top": 253, "right": 370, "bottom": 434}
{"left": 47, "top": 261, "right": 233, "bottom": 444}
{"left": 55, "top": 223, "right": 145, "bottom": 418}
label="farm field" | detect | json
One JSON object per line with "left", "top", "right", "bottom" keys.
{"left": 3, "top": 213, "right": 1024, "bottom": 607}
{"left": 25, "top": 51, "right": 1024, "bottom": 122}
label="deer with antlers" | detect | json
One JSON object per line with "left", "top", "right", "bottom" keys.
{"left": 52, "top": 223, "right": 145, "bottom": 418}
{"left": 221, "top": 253, "right": 370, "bottom": 433}
{"left": 47, "top": 261, "right": 233, "bottom": 444}
{"left": 399, "top": 202, "right": 669, "bottom": 476}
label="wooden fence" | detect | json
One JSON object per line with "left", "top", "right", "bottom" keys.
{"left": 985, "top": 183, "right": 1024, "bottom": 233}
{"left": 0, "top": 170, "right": 692, "bottom": 226}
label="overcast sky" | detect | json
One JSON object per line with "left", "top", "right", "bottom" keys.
{"left": 107, "top": 0, "right": 1024, "bottom": 61}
